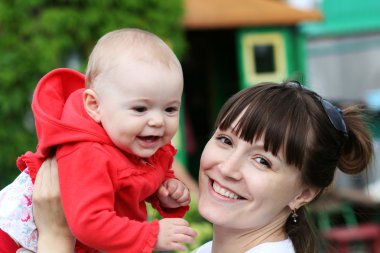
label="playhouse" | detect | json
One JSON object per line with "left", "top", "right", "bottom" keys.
{"left": 180, "top": 0, "right": 380, "bottom": 179}
{"left": 181, "top": 0, "right": 321, "bottom": 175}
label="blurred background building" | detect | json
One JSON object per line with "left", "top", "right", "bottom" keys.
{"left": 182, "top": 0, "right": 380, "bottom": 189}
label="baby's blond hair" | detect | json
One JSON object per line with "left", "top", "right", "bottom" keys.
{"left": 85, "top": 28, "right": 181, "bottom": 88}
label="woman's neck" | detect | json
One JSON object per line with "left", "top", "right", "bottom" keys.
{"left": 211, "top": 214, "right": 288, "bottom": 253}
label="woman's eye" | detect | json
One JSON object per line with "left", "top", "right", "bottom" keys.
{"left": 254, "top": 157, "right": 271, "bottom": 168}
{"left": 216, "top": 136, "right": 232, "bottom": 146}
{"left": 133, "top": 106, "right": 147, "bottom": 113}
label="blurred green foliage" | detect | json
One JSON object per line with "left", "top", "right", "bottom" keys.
{"left": 0, "top": 0, "right": 186, "bottom": 189}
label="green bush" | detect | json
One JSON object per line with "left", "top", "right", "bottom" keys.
{"left": 0, "top": 0, "right": 186, "bottom": 188}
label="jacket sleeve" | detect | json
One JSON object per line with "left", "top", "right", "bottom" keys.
{"left": 147, "top": 194, "right": 189, "bottom": 218}
{"left": 146, "top": 145, "right": 190, "bottom": 218}
{"left": 57, "top": 144, "right": 158, "bottom": 253}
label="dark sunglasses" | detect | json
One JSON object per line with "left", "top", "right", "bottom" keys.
{"left": 319, "top": 98, "right": 348, "bottom": 138}
{"left": 285, "top": 81, "right": 348, "bottom": 138}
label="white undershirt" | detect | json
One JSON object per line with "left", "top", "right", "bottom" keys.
{"left": 196, "top": 238, "right": 295, "bottom": 253}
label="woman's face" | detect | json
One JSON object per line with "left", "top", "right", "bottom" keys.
{"left": 198, "top": 125, "right": 307, "bottom": 231}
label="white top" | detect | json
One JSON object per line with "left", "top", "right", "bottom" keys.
{"left": 196, "top": 238, "right": 295, "bottom": 253}
{"left": 0, "top": 169, "right": 37, "bottom": 252}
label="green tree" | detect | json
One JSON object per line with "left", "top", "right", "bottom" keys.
{"left": 0, "top": 0, "right": 186, "bottom": 188}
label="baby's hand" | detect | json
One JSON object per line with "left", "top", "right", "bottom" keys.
{"left": 155, "top": 218, "right": 197, "bottom": 251}
{"left": 157, "top": 179, "right": 190, "bottom": 208}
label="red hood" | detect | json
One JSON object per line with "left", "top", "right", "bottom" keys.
{"left": 33, "top": 68, "right": 112, "bottom": 150}
{"left": 17, "top": 68, "right": 112, "bottom": 180}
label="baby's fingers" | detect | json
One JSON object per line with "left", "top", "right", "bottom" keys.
{"left": 157, "top": 184, "right": 169, "bottom": 198}
{"left": 173, "top": 222, "right": 198, "bottom": 241}
{"left": 176, "top": 230, "right": 197, "bottom": 244}
{"left": 176, "top": 192, "right": 191, "bottom": 205}
{"left": 166, "top": 242, "right": 187, "bottom": 252}
{"left": 170, "top": 226, "right": 197, "bottom": 251}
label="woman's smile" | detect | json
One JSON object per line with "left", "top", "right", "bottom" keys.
{"left": 208, "top": 177, "right": 245, "bottom": 201}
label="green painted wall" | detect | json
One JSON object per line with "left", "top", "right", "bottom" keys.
{"left": 301, "top": 0, "right": 380, "bottom": 37}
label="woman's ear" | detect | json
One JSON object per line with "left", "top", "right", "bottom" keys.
{"left": 83, "top": 89, "right": 101, "bottom": 123}
{"left": 288, "top": 186, "right": 321, "bottom": 210}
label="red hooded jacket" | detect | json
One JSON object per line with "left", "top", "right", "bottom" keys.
{"left": 16, "top": 68, "right": 188, "bottom": 253}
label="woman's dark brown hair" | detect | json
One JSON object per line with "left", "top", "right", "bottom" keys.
{"left": 214, "top": 81, "right": 373, "bottom": 253}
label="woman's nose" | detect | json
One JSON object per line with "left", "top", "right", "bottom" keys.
{"left": 218, "top": 152, "right": 243, "bottom": 180}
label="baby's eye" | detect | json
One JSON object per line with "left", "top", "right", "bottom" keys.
{"left": 216, "top": 135, "right": 232, "bottom": 146}
{"left": 132, "top": 106, "right": 147, "bottom": 113}
{"left": 165, "top": 106, "right": 178, "bottom": 114}
{"left": 254, "top": 157, "right": 271, "bottom": 169}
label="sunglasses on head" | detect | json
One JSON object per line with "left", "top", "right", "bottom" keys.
{"left": 285, "top": 81, "right": 348, "bottom": 139}
{"left": 319, "top": 97, "right": 348, "bottom": 138}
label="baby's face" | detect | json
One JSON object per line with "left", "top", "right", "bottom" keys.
{"left": 95, "top": 60, "right": 183, "bottom": 157}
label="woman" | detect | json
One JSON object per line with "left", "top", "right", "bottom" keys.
{"left": 33, "top": 81, "right": 373, "bottom": 253}
{"left": 195, "top": 81, "right": 372, "bottom": 253}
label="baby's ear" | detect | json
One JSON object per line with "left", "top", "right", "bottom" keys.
{"left": 83, "top": 89, "right": 101, "bottom": 123}
{"left": 288, "top": 185, "right": 321, "bottom": 210}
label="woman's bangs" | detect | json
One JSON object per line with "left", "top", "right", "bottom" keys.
{"left": 217, "top": 93, "right": 288, "bottom": 154}
{"left": 216, "top": 85, "right": 309, "bottom": 168}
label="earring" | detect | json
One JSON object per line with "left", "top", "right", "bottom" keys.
{"left": 291, "top": 209, "right": 299, "bottom": 224}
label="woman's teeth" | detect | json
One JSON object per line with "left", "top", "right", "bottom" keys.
{"left": 212, "top": 181, "right": 239, "bottom": 199}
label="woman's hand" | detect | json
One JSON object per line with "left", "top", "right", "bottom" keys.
{"left": 33, "top": 157, "right": 75, "bottom": 253}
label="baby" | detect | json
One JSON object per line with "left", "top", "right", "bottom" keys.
{"left": 0, "top": 28, "right": 197, "bottom": 253}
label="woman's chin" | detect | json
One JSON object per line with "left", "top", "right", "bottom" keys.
{"left": 198, "top": 197, "right": 223, "bottom": 224}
